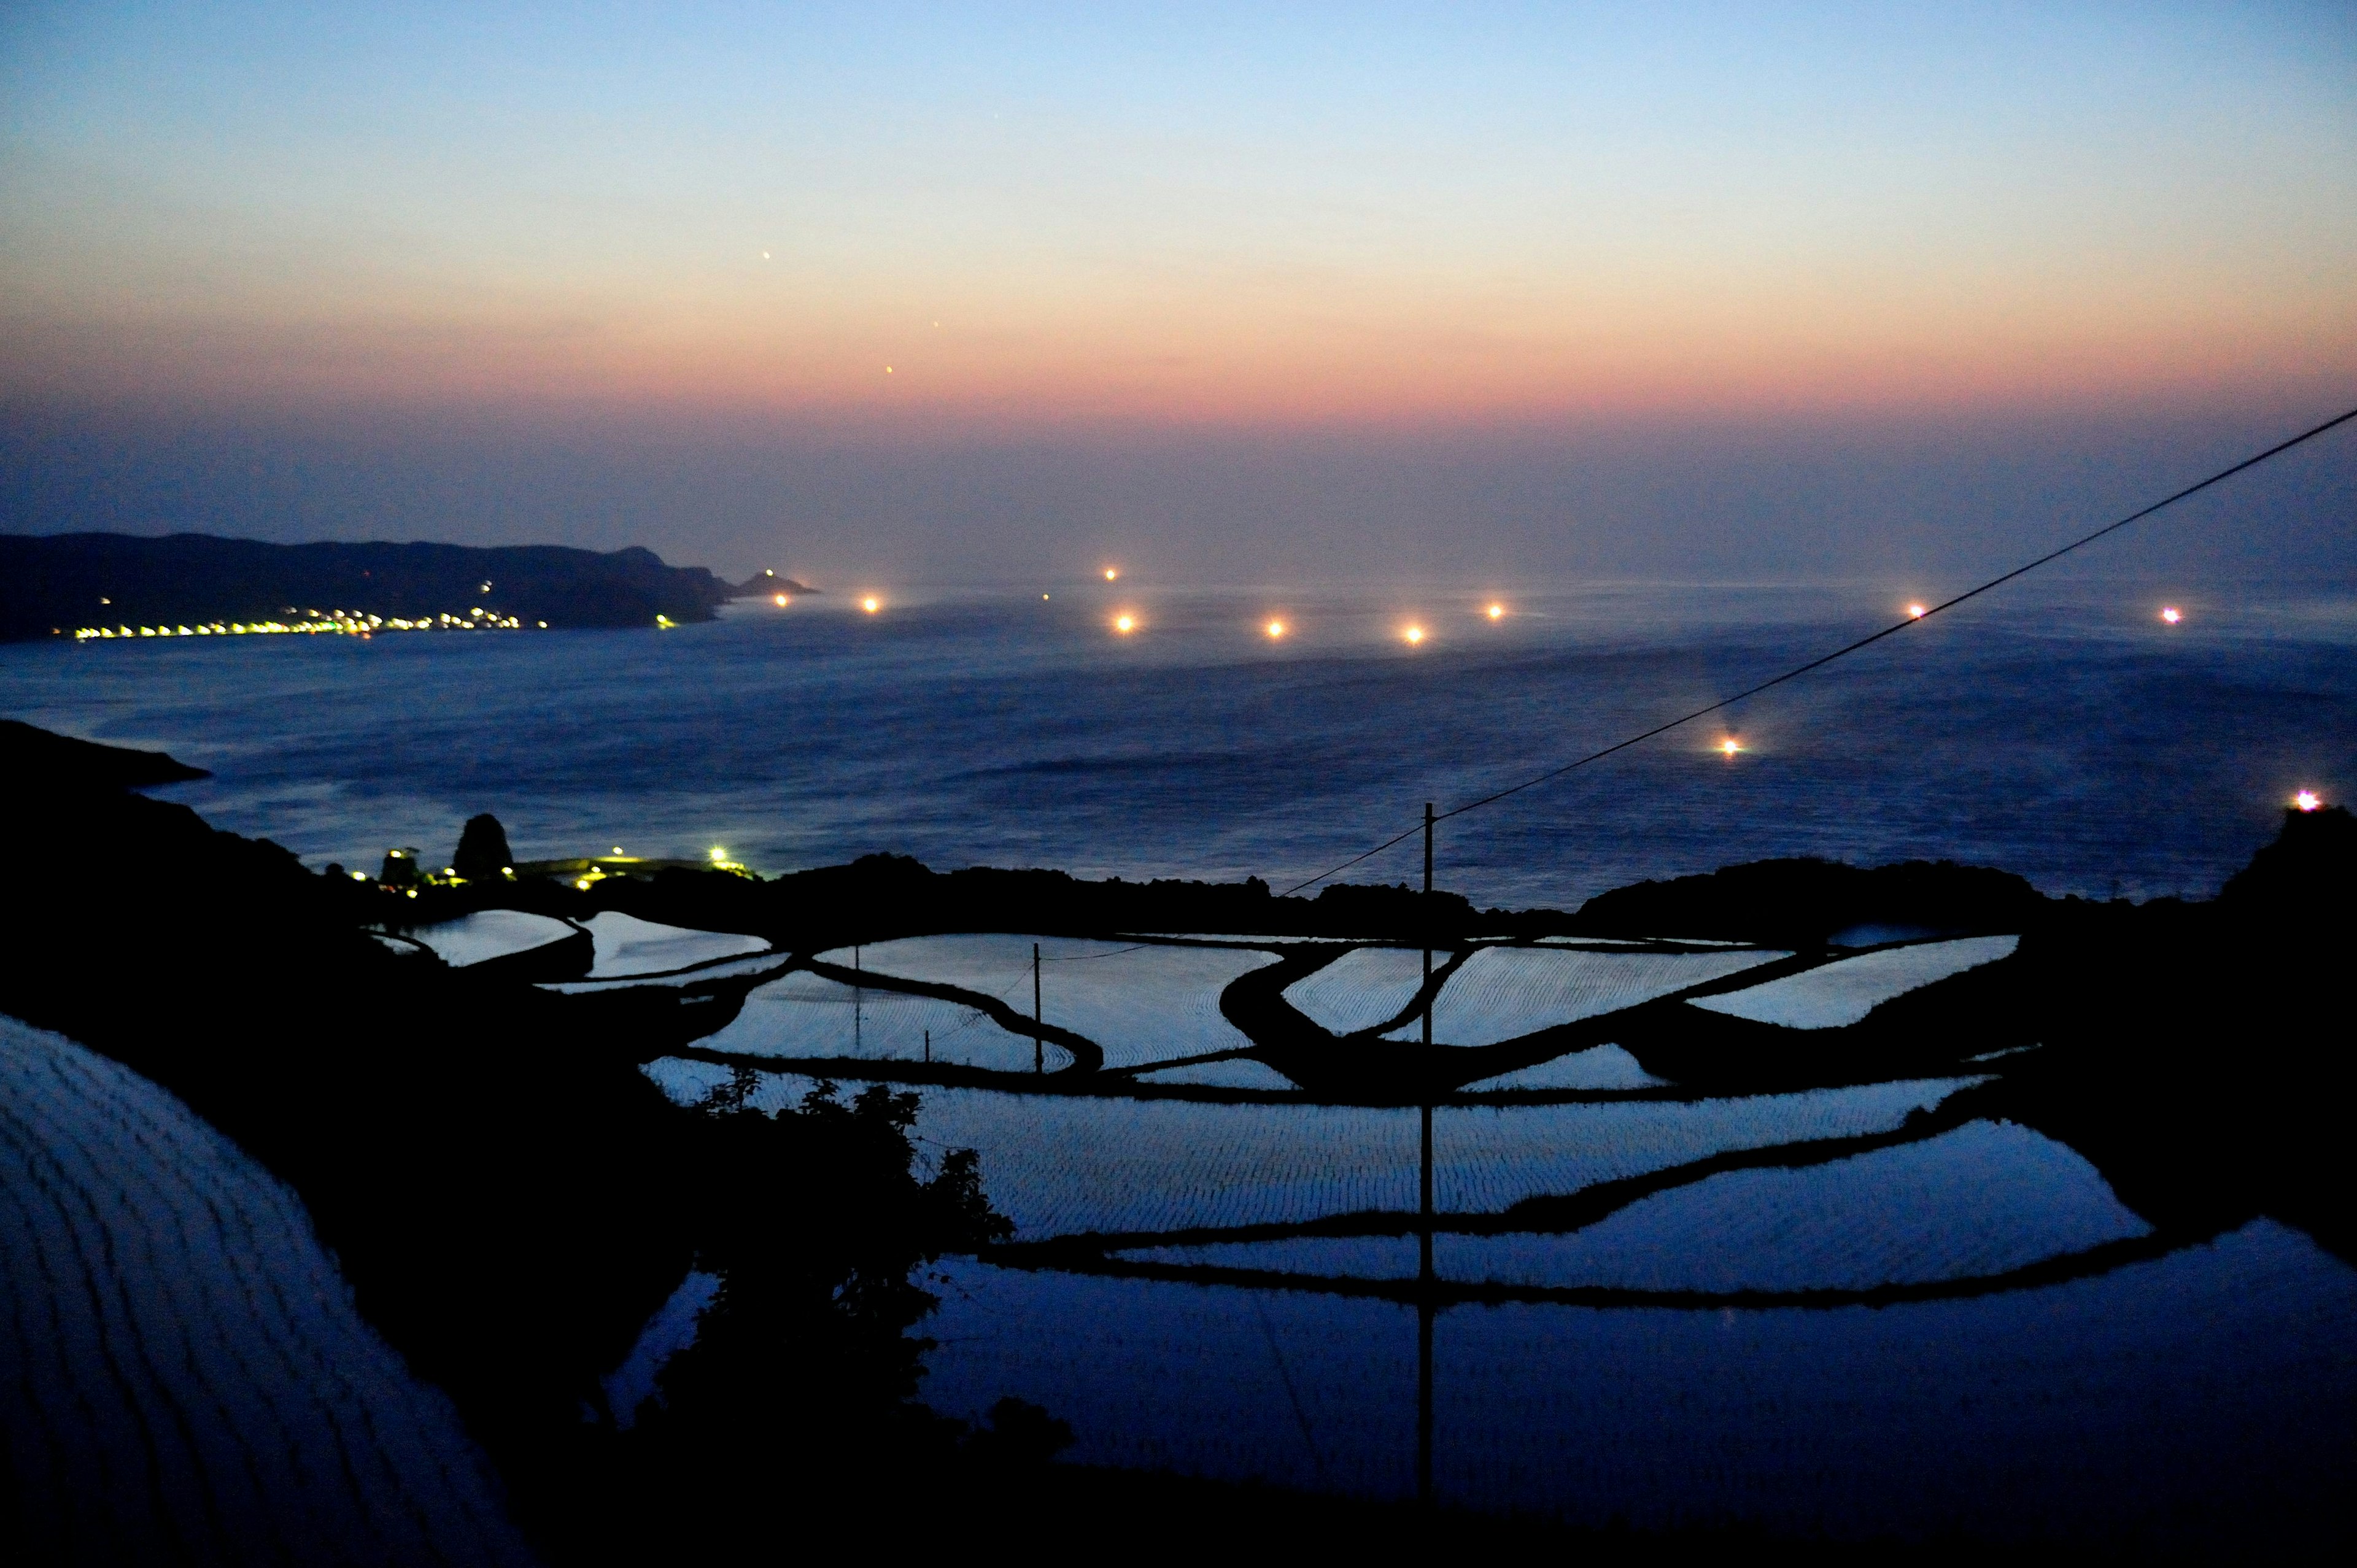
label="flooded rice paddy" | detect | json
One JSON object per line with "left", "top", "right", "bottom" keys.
{"left": 1380, "top": 944, "right": 1787, "bottom": 1044}
{"left": 1690, "top": 934, "right": 2021, "bottom": 1029}
{"left": 627, "top": 925, "right": 2357, "bottom": 1544}
{"left": 402, "top": 907, "right": 576, "bottom": 968}
{"left": 0, "top": 1019, "right": 531, "bottom": 1564}
{"left": 578, "top": 911, "right": 769, "bottom": 977}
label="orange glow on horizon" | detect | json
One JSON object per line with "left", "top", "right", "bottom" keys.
{"left": 861, "top": 595, "right": 881, "bottom": 613}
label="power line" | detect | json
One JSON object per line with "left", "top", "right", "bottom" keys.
{"left": 1276, "top": 401, "right": 2357, "bottom": 898}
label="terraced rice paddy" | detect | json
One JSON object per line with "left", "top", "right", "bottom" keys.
{"left": 919, "top": 1221, "right": 2357, "bottom": 1539}
{"left": 1460, "top": 1044, "right": 1665, "bottom": 1092}
{"left": 638, "top": 1062, "right": 1976, "bottom": 1237}
{"left": 540, "top": 952, "right": 790, "bottom": 992}
{"left": 0, "top": 1019, "right": 532, "bottom": 1564}
{"left": 689, "top": 970, "right": 1064, "bottom": 1073}
{"left": 1690, "top": 935, "right": 2021, "bottom": 1029}
{"left": 403, "top": 908, "right": 577, "bottom": 967}
{"left": 1282, "top": 946, "right": 1433, "bottom": 1035}
{"left": 824, "top": 935, "right": 1278, "bottom": 1068}
{"left": 1384, "top": 945, "right": 1788, "bottom": 1045}
{"left": 1131, "top": 1057, "right": 1301, "bottom": 1090}
{"left": 1433, "top": 1119, "right": 2148, "bottom": 1292}
{"left": 579, "top": 911, "right": 770, "bottom": 976}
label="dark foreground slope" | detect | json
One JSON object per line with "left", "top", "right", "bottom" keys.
{"left": 5, "top": 720, "right": 2351, "bottom": 1559}
{"left": 0, "top": 531, "right": 732, "bottom": 639}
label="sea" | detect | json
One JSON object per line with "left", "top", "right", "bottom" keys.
{"left": 9, "top": 577, "right": 2357, "bottom": 1550}
{"left": 6, "top": 578, "right": 2352, "bottom": 905}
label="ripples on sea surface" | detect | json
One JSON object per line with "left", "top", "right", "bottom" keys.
{"left": 7, "top": 582, "right": 2351, "bottom": 905}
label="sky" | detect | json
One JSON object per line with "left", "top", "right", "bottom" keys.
{"left": 3, "top": 2, "right": 2354, "bottom": 586}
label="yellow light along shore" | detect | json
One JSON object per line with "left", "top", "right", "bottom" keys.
{"left": 72, "top": 608, "right": 535, "bottom": 641}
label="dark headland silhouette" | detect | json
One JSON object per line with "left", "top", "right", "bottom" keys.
{"left": 3, "top": 717, "right": 2350, "bottom": 1558}
{"left": 0, "top": 532, "right": 737, "bottom": 640}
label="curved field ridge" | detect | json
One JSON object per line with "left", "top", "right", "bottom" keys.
{"left": 1461, "top": 1045, "right": 1666, "bottom": 1092}
{"left": 406, "top": 907, "right": 577, "bottom": 968}
{"left": 696, "top": 970, "right": 1065, "bottom": 1073}
{"left": 825, "top": 935, "right": 1278, "bottom": 1069}
{"left": 1132, "top": 1058, "right": 1301, "bottom": 1090}
{"left": 1283, "top": 947, "right": 1433, "bottom": 1035}
{"left": 1435, "top": 1120, "right": 2150, "bottom": 1292}
{"left": 581, "top": 911, "right": 768, "bottom": 977}
{"left": 637, "top": 1062, "right": 1972, "bottom": 1239}
{"left": 1690, "top": 935, "right": 2021, "bottom": 1030}
{"left": 540, "top": 952, "right": 789, "bottom": 992}
{"left": 1386, "top": 947, "right": 1789, "bottom": 1046}
{"left": 0, "top": 1018, "right": 533, "bottom": 1566}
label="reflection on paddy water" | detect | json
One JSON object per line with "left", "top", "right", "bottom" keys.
{"left": 919, "top": 1222, "right": 2357, "bottom": 1544}
{"left": 1384, "top": 945, "right": 1786, "bottom": 1045}
{"left": 1433, "top": 1120, "right": 2150, "bottom": 1292}
{"left": 823, "top": 935, "right": 1278, "bottom": 1069}
{"left": 539, "top": 951, "right": 787, "bottom": 992}
{"left": 403, "top": 908, "right": 576, "bottom": 968}
{"left": 689, "top": 971, "right": 1069, "bottom": 1073}
{"left": 577, "top": 911, "right": 769, "bottom": 978}
{"left": 1691, "top": 935, "right": 2021, "bottom": 1029}
{"left": 641, "top": 1061, "right": 1974, "bottom": 1237}
{"left": 1282, "top": 947, "right": 1430, "bottom": 1035}
{"left": 1460, "top": 1044, "right": 1664, "bottom": 1091}
{"left": 1131, "top": 1057, "right": 1301, "bottom": 1089}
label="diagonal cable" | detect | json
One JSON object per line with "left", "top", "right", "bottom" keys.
{"left": 1278, "top": 401, "right": 2357, "bottom": 897}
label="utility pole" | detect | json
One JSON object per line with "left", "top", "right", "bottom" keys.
{"left": 1033, "top": 941, "right": 1043, "bottom": 1073}
{"left": 1422, "top": 801, "right": 1435, "bottom": 1047}
{"left": 1418, "top": 799, "right": 1436, "bottom": 1505}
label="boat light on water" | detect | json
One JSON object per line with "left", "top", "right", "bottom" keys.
{"left": 1906, "top": 602, "right": 1927, "bottom": 619}
{"left": 2161, "top": 605, "right": 2183, "bottom": 625}
{"left": 861, "top": 596, "right": 882, "bottom": 614}
{"left": 1403, "top": 624, "right": 1426, "bottom": 645}
{"left": 1103, "top": 568, "right": 1120, "bottom": 581}
{"left": 1720, "top": 737, "right": 1744, "bottom": 757}
{"left": 1113, "top": 614, "right": 1137, "bottom": 635}
{"left": 2294, "top": 789, "right": 2322, "bottom": 812}
{"left": 772, "top": 593, "right": 789, "bottom": 607}
{"left": 1265, "top": 620, "right": 1287, "bottom": 639}
{"left": 1487, "top": 603, "right": 1506, "bottom": 620}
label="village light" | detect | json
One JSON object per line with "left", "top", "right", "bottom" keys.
{"left": 2294, "top": 790, "right": 2321, "bottom": 812}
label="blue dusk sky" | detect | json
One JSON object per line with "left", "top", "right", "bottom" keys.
{"left": 3, "top": 2, "right": 2353, "bottom": 585}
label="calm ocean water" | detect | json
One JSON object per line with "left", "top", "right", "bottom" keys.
{"left": 6, "top": 579, "right": 2352, "bottom": 906}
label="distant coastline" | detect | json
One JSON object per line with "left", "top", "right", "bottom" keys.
{"left": 0, "top": 531, "right": 743, "bottom": 641}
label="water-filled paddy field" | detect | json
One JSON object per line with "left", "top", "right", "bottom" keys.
{"left": 633, "top": 1047, "right": 2357, "bottom": 1544}
{"left": 630, "top": 918, "right": 2357, "bottom": 1545}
